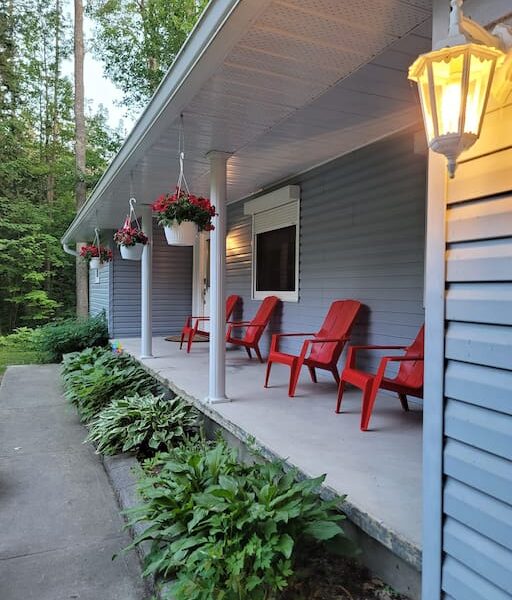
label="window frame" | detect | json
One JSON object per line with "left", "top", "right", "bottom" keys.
{"left": 244, "top": 186, "right": 300, "bottom": 303}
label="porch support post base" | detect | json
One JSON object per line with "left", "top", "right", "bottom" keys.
{"left": 205, "top": 395, "right": 232, "bottom": 405}
{"left": 207, "top": 150, "right": 232, "bottom": 403}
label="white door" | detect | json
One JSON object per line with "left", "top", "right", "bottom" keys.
{"left": 202, "top": 237, "right": 210, "bottom": 328}
{"left": 192, "top": 233, "right": 210, "bottom": 329}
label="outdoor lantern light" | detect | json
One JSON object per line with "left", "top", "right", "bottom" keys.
{"left": 408, "top": 0, "right": 511, "bottom": 177}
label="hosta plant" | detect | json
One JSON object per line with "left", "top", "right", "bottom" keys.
{"left": 126, "top": 440, "right": 356, "bottom": 600}
{"left": 86, "top": 393, "right": 199, "bottom": 456}
{"left": 62, "top": 347, "right": 160, "bottom": 422}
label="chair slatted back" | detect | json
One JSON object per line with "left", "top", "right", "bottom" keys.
{"left": 396, "top": 325, "right": 425, "bottom": 389}
{"left": 244, "top": 296, "right": 280, "bottom": 344}
{"left": 226, "top": 295, "right": 240, "bottom": 321}
{"left": 309, "top": 300, "right": 362, "bottom": 364}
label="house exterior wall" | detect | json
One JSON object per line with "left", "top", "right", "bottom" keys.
{"left": 438, "top": 102, "right": 512, "bottom": 600}
{"left": 88, "top": 238, "right": 112, "bottom": 331}
{"left": 226, "top": 128, "right": 427, "bottom": 374}
{"left": 108, "top": 222, "right": 193, "bottom": 338}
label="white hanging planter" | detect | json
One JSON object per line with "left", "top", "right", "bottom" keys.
{"left": 89, "top": 257, "right": 101, "bottom": 270}
{"left": 164, "top": 221, "right": 197, "bottom": 246}
{"left": 120, "top": 243, "right": 144, "bottom": 261}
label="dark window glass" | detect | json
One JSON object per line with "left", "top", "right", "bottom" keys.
{"left": 256, "top": 225, "right": 296, "bottom": 291}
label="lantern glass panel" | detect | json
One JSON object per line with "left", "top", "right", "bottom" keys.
{"left": 464, "top": 52, "right": 494, "bottom": 135}
{"left": 431, "top": 51, "right": 465, "bottom": 137}
{"left": 417, "top": 65, "right": 435, "bottom": 142}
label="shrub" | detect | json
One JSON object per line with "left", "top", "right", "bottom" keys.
{"left": 39, "top": 313, "right": 109, "bottom": 361}
{"left": 86, "top": 393, "right": 199, "bottom": 456}
{"left": 62, "top": 347, "right": 160, "bottom": 422}
{"left": 127, "top": 440, "right": 355, "bottom": 600}
{"left": 0, "top": 327, "right": 45, "bottom": 375}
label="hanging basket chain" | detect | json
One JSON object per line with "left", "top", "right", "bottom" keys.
{"left": 128, "top": 197, "right": 142, "bottom": 230}
{"left": 176, "top": 114, "right": 191, "bottom": 197}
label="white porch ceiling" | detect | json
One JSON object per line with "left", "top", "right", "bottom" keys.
{"left": 64, "top": 0, "right": 432, "bottom": 243}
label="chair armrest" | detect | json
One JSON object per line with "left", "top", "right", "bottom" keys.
{"left": 349, "top": 345, "right": 408, "bottom": 351}
{"left": 306, "top": 336, "right": 349, "bottom": 344}
{"left": 345, "top": 343, "right": 405, "bottom": 368}
{"left": 385, "top": 356, "right": 424, "bottom": 362}
{"left": 270, "top": 332, "right": 315, "bottom": 353}
{"left": 226, "top": 321, "right": 263, "bottom": 342}
{"left": 373, "top": 355, "right": 424, "bottom": 383}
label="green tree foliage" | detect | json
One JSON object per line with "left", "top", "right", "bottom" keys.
{"left": 87, "top": 0, "right": 208, "bottom": 111}
{"left": 0, "top": 0, "right": 122, "bottom": 333}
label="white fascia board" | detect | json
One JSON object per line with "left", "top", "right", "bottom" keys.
{"left": 244, "top": 185, "right": 300, "bottom": 216}
{"left": 62, "top": 0, "right": 273, "bottom": 245}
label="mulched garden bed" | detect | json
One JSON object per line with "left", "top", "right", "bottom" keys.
{"left": 281, "top": 546, "right": 408, "bottom": 600}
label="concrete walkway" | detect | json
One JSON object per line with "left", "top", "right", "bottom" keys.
{"left": 0, "top": 365, "right": 147, "bottom": 600}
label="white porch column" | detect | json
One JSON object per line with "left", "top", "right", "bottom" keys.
{"left": 207, "top": 151, "right": 231, "bottom": 403}
{"left": 140, "top": 203, "right": 153, "bottom": 358}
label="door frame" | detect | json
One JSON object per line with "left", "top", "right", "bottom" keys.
{"left": 192, "top": 232, "right": 210, "bottom": 318}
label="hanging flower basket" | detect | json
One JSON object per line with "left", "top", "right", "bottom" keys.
{"left": 152, "top": 189, "right": 215, "bottom": 247}
{"left": 80, "top": 244, "right": 112, "bottom": 270}
{"left": 120, "top": 244, "right": 145, "bottom": 260}
{"left": 163, "top": 220, "right": 197, "bottom": 246}
{"left": 114, "top": 212, "right": 148, "bottom": 261}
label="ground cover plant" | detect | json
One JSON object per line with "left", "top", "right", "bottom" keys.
{"left": 39, "top": 313, "right": 109, "bottom": 362}
{"left": 62, "top": 346, "right": 160, "bottom": 422}
{"left": 86, "top": 393, "right": 199, "bottom": 457}
{"left": 0, "top": 327, "right": 45, "bottom": 377}
{"left": 127, "top": 440, "right": 357, "bottom": 600}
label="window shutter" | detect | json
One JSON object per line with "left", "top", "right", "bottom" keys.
{"left": 253, "top": 201, "right": 298, "bottom": 235}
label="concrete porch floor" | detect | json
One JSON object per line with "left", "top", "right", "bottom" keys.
{"left": 120, "top": 336, "right": 422, "bottom": 573}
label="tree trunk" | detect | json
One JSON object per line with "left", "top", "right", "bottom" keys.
{"left": 74, "top": 0, "right": 88, "bottom": 316}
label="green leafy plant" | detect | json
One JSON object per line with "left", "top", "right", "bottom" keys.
{"left": 62, "top": 346, "right": 160, "bottom": 422}
{"left": 86, "top": 393, "right": 199, "bottom": 456}
{"left": 127, "top": 440, "right": 356, "bottom": 600}
{"left": 0, "top": 327, "right": 45, "bottom": 375}
{"left": 38, "top": 313, "right": 109, "bottom": 362}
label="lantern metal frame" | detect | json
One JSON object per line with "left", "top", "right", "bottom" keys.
{"left": 408, "top": 0, "right": 512, "bottom": 177}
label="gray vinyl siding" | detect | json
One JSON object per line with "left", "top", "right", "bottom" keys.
{"left": 226, "top": 128, "right": 427, "bottom": 374}
{"left": 89, "top": 244, "right": 112, "bottom": 329}
{"left": 441, "top": 186, "right": 512, "bottom": 599}
{"left": 110, "top": 221, "right": 193, "bottom": 338}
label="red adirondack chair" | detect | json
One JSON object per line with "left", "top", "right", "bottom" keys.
{"left": 225, "top": 296, "right": 280, "bottom": 362}
{"left": 336, "top": 325, "right": 425, "bottom": 431}
{"left": 264, "top": 300, "right": 362, "bottom": 397}
{"left": 180, "top": 295, "right": 240, "bottom": 353}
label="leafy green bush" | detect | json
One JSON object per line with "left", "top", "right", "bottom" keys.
{"left": 127, "top": 441, "right": 355, "bottom": 600}
{"left": 39, "top": 313, "right": 109, "bottom": 361}
{"left": 62, "top": 346, "right": 160, "bottom": 422}
{"left": 0, "top": 327, "right": 40, "bottom": 349}
{"left": 0, "top": 327, "right": 45, "bottom": 375}
{"left": 86, "top": 393, "right": 199, "bottom": 456}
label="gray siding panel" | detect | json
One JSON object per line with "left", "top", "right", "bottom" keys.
{"left": 111, "top": 222, "right": 193, "bottom": 338}
{"left": 226, "top": 128, "right": 426, "bottom": 372}
{"left": 89, "top": 249, "right": 111, "bottom": 325}
{"left": 442, "top": 557, "right": 511, "bottom": 600}
{"left": 442, "top": 166, "right": 512, "bottom": 598}
{"left": 444, "top": 519, "right": 512, "bottom": 595}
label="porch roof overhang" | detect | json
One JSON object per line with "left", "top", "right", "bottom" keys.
{"left": 62, "top": 0, "right": 433, "bottom": 245}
